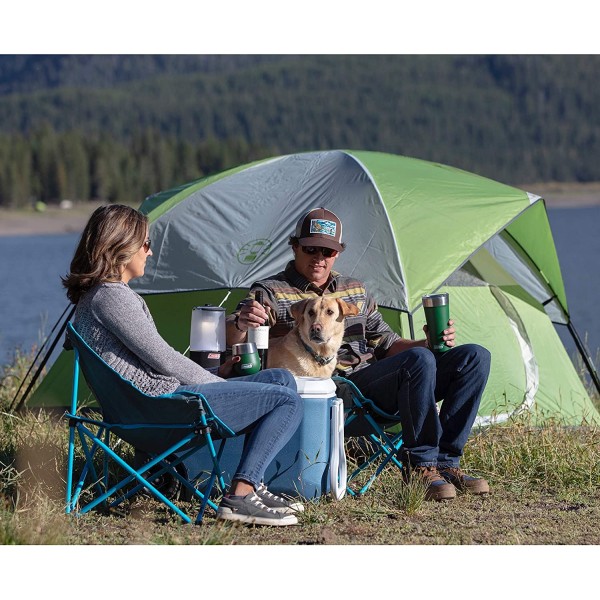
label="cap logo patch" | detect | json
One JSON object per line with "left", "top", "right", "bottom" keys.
{"left": 310, "top": 219, "right": 336, "bottom": 237}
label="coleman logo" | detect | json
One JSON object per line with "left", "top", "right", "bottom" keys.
{"left": 237, "top": 239, "right": 272, "bottom": 264}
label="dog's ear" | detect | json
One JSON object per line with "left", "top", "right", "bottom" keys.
{"left": 336, "top": 298, "right": 360, "bottom": 321}
{"left": 290, "top": 299, "right": 309, "bottom": 323}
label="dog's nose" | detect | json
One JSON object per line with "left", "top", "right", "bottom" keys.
{"left": 311, "top": 323, "right": 322, "bottom": 334}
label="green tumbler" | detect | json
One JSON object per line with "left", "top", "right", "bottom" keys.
{"left": 422, "top": 293, "right": 451, "bottom": 353}
{"left": 232, "top": 342, "right": 261, "bottom": 376}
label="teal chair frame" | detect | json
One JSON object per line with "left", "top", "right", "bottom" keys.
{"left": 334, "top": 376, "right": 404, "bottom": 496}
{"left": 64, "top": 322, "right": 235, "bottom": 525}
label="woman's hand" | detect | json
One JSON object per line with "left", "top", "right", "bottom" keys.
{"left": 423, "top": 319, "right": 456, "bottom": 349}
{"left": 217, "top": 355, "right": 240, "bottom": 379}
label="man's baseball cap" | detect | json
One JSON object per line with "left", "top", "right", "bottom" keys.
{"left": 294, "top": 207, "right": 344, "bottom": 252}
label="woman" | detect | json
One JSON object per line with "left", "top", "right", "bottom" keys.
{"left": 62, "top": 204, "right": 304, "bottom": 526}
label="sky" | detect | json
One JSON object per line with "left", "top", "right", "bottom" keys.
{"left": 3, "top": 2, "right": 599, "bottom": 54}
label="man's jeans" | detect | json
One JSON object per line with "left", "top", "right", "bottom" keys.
{"left": 175, "top": 369, "right": 303, "bottom": 489}
{"left": 348, "top": 344, "right": 491, "bottom": 467}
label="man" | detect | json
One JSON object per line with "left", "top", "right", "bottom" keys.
{"left": 227, "top": 207, "right": 491, "bottom": 501}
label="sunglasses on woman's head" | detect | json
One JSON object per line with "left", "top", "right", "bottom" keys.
{"left": 301, "top": 246, "right": 338, "bottom": 258}
{"left": 143, "top": 239, "right": 152, "bottom": 252}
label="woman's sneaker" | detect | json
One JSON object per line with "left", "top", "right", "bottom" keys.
{"left": 216, "top": 492, "right": 298, "bottom": 526}
{"left": 255, "top": 483, "right": 305, "bottom": 513}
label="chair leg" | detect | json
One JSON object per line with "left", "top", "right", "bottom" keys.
{"left": 346, "top": 426, "right": 404, "bottom": 496}
{"left": 120, "top": 447, "right": 221, "bottom": 518}
{"left": 66, "top": 424, "right": 108, "bottom": 513}
{"left": 193, "top": 438, "right": 228, "bottom": 524}
{"left": 76, "top": 429, "right": 107, "bottom": 502}
{"left": 82, "top": 434, "right": 193, "bottom": 524}
{"left": 103, "top": 429, "right": 110, "bottom": 490}
{"left": 66, "top": 417, "right": 233, "bottom": 524}
{"left": 65, "top": 424, "right": 76, "bottom": 514}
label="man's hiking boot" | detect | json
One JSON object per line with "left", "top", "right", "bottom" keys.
{"left": 404, "top": 465, "right": 456, "bottom": 501}
{"left": 438, "top": 467, "right": 490, "bottom": 495}
{"left": 255, "top": 483, "right": 305, "bottom": 514}
{"left": 216, "top": 492, "right": 298, "bottom": 526}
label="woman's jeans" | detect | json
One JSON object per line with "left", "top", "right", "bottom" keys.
{"left": 348, "top": 344, "right": 491, "bottom": 468}
{"left": 175, "top": 368, "right": 303, "bottom": 489}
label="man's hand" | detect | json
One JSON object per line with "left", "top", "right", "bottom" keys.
{"left": 385, "top": 319, "right": 457, "bottom": 357}
{"left": 236, "top": 299, "right": 270, "bottom": 331}
{"left": 423, "top": 319, "right": 456, "bottom": 349}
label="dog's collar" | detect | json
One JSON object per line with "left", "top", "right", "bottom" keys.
{"left": 299, "top": 337, "right": 336, "bottom": 366}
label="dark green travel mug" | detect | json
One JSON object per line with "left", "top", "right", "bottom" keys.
{"left": 422, "top": 293, "right": 451, "bottom": 353}
{"left": 232, "top": 342, "right": 261, "bottom": 376}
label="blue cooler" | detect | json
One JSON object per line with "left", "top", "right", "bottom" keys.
{"left": 180, "top": 376, "right": 347, "bottom": 501}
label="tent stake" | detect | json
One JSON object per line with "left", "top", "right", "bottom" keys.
{"left": 568, "top": 321, "right": 600, "bottom": 396}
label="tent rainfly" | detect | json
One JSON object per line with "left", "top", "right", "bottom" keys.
{"left": 25, "top": 150, "right": 600, "bottom": 426}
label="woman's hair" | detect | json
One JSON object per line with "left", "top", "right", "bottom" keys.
{"left": 62, "top": 204, "right": 149, "bottom": 304}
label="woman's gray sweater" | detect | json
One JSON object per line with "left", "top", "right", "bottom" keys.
{"left": 74, "top": 282, "right": 224, "bottom": 396}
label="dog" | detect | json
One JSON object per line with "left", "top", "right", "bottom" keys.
{"left": 267, "top": 296, "right": 359, "bottom": 378}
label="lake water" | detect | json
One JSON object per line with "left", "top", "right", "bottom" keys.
{"left": 0, "top": 206, "right": 599, "bottom": 374}
{"left": 0, "top": 233, "right": 78, "bottom": 365}
{"left": 547, "top": 206, "right": 600, "bottom": 365}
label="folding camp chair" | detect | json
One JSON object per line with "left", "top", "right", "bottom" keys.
{"left": 64, "top": 322, "right": 236, "bottom": 524}
{"left": 333, "top": 375, "right": 404, "bottom": 496}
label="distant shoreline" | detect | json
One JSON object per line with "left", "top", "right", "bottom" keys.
{"left": 0, "top": 201, "right": 112, "bottom": 237}
{"left": 1, "top": 187, "right": 599, "bottom": 237}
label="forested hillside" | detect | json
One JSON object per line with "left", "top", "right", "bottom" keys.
{"left": 1, "top": 54, "right": 599, "bottom": 207}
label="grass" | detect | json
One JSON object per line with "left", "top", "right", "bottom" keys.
{"left": 1, "top": 346, "right": 600, "bottom": 546}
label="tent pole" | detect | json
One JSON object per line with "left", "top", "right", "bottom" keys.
{"left": 11, "top": 304, "right": 76, "bottom": 412}
{"left": 408, "top": 313, "right": 415, "bottom": 340}
{"left": 567, "top": 320, "right": 600, "bottom": 396}
{"left": 9, "top": 303, "right": 70, "bottom": 407}
{"left": 218, "top": 290, "right": 232, "bottom": 307}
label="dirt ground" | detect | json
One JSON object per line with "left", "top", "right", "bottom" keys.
{"left": 58, "top": 487, "right": 600, "bottom": 545}
{"left": 5, "top": 482, "right": 600, "bottom": 548}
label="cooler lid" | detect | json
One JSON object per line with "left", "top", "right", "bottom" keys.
{"left": 294, "top": 376, "right": 337, "bottom": 398}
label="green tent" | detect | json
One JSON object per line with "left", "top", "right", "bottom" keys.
{"left": 29, "top": 150, "right": 599, "bottom": 425}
